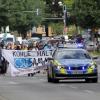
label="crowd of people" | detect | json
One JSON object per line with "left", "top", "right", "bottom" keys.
{"left": 0, "top": 39, "right": 58, "bottom": 76}
{"left": 0, "top": 34, "right": 99, "bottom": 76}
{"left": 1, "top": 41, "right": 55, "bottom": 51}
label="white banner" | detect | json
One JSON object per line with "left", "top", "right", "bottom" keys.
{"left": 2, "top": 50, "right": 53, "bottom": 76}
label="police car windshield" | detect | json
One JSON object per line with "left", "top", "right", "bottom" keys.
{"left": 55, "top": 49, "right": 91, "bottom": 60}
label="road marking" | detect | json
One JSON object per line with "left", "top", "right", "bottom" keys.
{"left": 8, "top": 81, "right": 19, "bottom": 85}
{"left": 69, "top": 85, "right": 78, "bottom": 89}
{"left": 39, "top": 79, "right": 45, "bottom": 81}
{"left": 84, "top": 90, "right": 94, "bottom": 94}
{"left": 58, "top": 84, "right": 78, "bottom": 89}
{"left": 59, "top": 84, "right": 67, "bottom": 87}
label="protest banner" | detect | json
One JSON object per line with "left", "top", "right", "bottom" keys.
{"left": 2, "top": 50, "right": 53, "bottom": 76}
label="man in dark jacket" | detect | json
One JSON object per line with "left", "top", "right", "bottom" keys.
{"left": 0, "top": 43, "right": 7, "bottom": 75}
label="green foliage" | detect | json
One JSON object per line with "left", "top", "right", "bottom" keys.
{"left": 0, "top": 0, "right": 45, "bottom": 35}
{"left": 89, "top": 51, "right": 100, "bottom": 56}
{"left": 44, "top": 0, "right": 74, "bottom": 17}
{"left": 50, "top": 22, "right": 63, "bottom": 35}
{"left": 64, "top": 0, "right": 74, "bottom": 11}
{"left": 44, "top": 0, "right": 64, "bottom": 17}
{"left": 72, "top": 0, "right": 100, "bottom": 29}
{"left": 0, "top": 0, "right": 10, "bottom": 27}
{"left": 43, "top": 0, "right": 75, "bottom": 28}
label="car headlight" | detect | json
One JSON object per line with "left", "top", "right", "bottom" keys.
{"left": 57, "top": 66, "right": 62, "bottom": 69}
{"left": 57, "top": 65, "right": 64, "bottom": 70}
{"left": 89, "top": 63, "right": 97, "bottom": 69}
{"left": 91, "top": 65, "right": 97, "bottom": 69}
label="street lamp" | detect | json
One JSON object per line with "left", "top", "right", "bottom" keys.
{"left": 58, "top": 1, "right": 67, "bottom": 35}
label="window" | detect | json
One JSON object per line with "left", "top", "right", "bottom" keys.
{"left": 55, "top": 50, "right": 91, "bottom": 59}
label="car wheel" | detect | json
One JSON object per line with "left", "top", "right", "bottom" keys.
{"left": 47, "top": 67, "right": 53, "bottom": 82}
{"left": 47, "top": 73, "right": 53, "bottom": 82}
{"left": 47, "top": 67, "right": 59, "bottom": 83}
{"left": 51, "top": 67, "right": 59, "bottom": 83}
{"left": 48, "top": 77, "right": 53, "bottom": 82}
{"left": 52, "top": 78, "right": 59, "bottom": 83}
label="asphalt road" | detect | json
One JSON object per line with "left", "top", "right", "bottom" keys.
{"left": 0, "top": 60, "right": 100, "bottom": 100}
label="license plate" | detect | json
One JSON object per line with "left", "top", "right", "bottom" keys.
{"left": 72, "top": 70, "right": 83, "bottom": 74}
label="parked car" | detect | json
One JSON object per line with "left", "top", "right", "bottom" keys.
{"left": 85, "top": 41, "right": 97, "bottom": 51}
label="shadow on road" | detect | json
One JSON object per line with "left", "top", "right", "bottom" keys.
{"left": 47, "top": 80, "right": 99, "bottom": 84}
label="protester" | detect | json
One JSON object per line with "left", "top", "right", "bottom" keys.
{"left": 43, "top": 43, "right": 54, "bottom": 50}
{"left": 6, "top": 43, "right": 13, "bottom": 50}
{"left": 27, "top": 45, "right": 37, "bottom": 77}
{"left": 21, "top": 44, "right": 28, "bottom": 50}
{"left": 15, "top": 45, "right": 21, "bottom": 50}
{"left": 0, "top": 58, "right": 7, "bottom": 75}
{"left": 0, "top": 43, "right": 7, "bottom": 75}
{"left": 36, "top": 41, "right": 44, "bottom": 50}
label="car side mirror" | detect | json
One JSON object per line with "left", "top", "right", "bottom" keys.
{"left": 47, "top": 57, "right": 54, "bottom": 60}
{"left": 92, "top": 56, "right": 98, "bottom": 60}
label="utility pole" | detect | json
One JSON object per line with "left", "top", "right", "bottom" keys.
{"left": 58, "top": 1, "right": 67, "bottom": 35}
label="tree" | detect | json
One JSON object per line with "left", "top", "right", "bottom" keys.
{"left": 9, "top": 0, "right": 45, "bottom": 36}
{"left": 0, "top": 0, "right": 45, "bottom": 36}
{"left": 44, "top": 0, "right": 64, "bottom": 18}
{"left": 50, "top": 22, "right": 63, "bottom": 35}
{"left": 64, "top": 0, "right": 74, "bottom": 11}
{"left": 72, "top": 0, "right": 100, "bottom": 29}
{"left": 42, "top": 0, "right": 75, "bottom": 36}
{"left": 0, "top": 0, "right": 10, "bottom": 31}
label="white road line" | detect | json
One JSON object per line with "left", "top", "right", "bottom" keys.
{"left": 84, "top": 90, "right": 94, "bottom": 94}
{"left": 69, "top": 85, "right": 78, "bottom": 89}
{"left": 58, "top": 84, "right": 78, "bottom": 89}
{"left": 8, "top": 81, "right": 19, "bottom": 85}
{"left": 59, "top": 84, "right": 67, "bottom": 87}
{"left": 39, "top": 79, "right": 46, "bottom": 81}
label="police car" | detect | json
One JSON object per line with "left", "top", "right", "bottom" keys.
{"left": 47, "top": 48, "right": 98, "bottom": 83}
{"left": 58, "top": 40, "right": 85, "bottom": 49}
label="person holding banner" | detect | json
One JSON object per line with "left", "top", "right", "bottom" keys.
{"left": 21, "top": 44, "right": 28, "bottom": 50}
{"left": 0, "top": 43, "right": 7, "bottom": 75}
{"left": 27, "top": 45, "right": 38, "bottom": 77}
{"left": 15, "top": 45, "right": 21, "bottom": 50}
{"left": 36, "top": 41, "right": 44, "bottom": 50}
{"left": 43, "top": 43, "right": 54, "bottom": 50}
{"left": 6, "top": 43, "right": 13, "bottom": 50}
